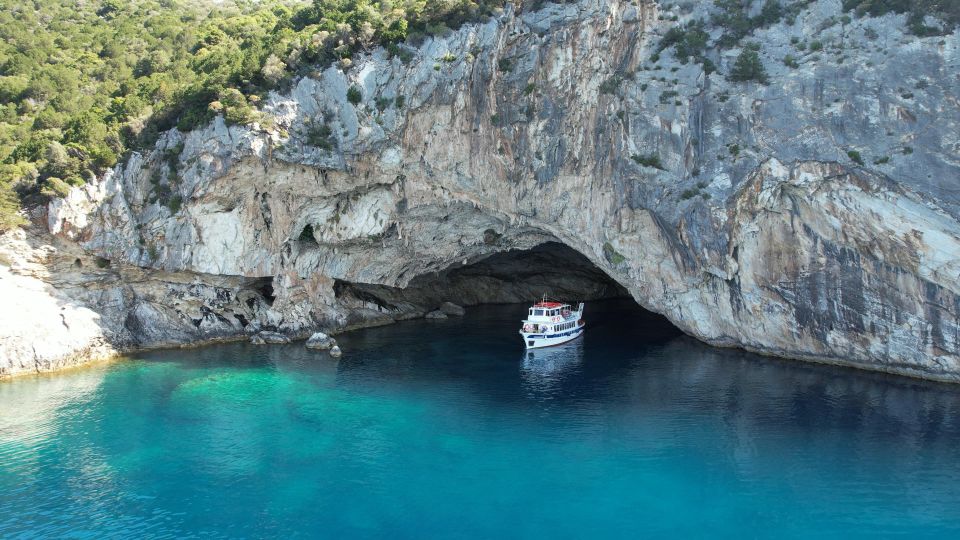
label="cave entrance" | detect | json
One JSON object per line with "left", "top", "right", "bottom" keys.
{"left": 330, "top": 240, "right": 686, "bottom": 344}
{"left": 406, "top": 241, "right": 629, "bottom": 305}
{"left": 332, "top": 241, "right": 680, "bottom": 335}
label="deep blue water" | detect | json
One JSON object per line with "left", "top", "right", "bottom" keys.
{"left": 3, "top": 300, "right": 960, "bottom": 538}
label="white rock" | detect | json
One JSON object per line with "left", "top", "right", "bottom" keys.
{"left": 329, "top": 345, "right": 342, "bottom": 358}
{"left": 425, "top": 310, "right": 447, "bottom": 319}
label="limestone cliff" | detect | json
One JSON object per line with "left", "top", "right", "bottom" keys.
{"left": 4, "top": 0, "right": 960, "bottom": 381}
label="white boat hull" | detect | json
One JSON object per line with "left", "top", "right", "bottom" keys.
{"left": 520, "top": 324, "right": 585, "bottom": 349}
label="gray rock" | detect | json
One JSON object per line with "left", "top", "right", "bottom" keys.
{"left": 253, "top": 331, "right": 290, "bottom": 345}
{"left": 425, "top": 310, "right": 448, "bottom": 319}
{"left": 438, "top": 302, "right": 465, "bottom": 316}
{"left": 329, "top": 345, "right": 342, "bottom": 358}
{"left": 305, "top": 331, "right": 334, "bottom": 349}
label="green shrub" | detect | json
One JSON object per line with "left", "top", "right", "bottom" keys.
{"left": 498, "top": 58, "right": 513, "bottom": 72}
{"left": 40, "top": 177, "right": 73, "bottom": 199}
{"left": 713, "top": 0, "right": 786, "bottom": 48}
{"left": 783, "top": 54, "right": 799, "bottom": 68}
{"left": 346, "top": 86, "right": 363, "bottom": 105}
{"left": 599, "top": 75, "right": 623, "bottom": 95}
{"left": 0, "top": 184, "right": 26, "bottom": 232}
{"left": 847, "top": 149, "right": 864, "bottom": 165}
{"left": 679, "top": 188, "right": 699, "bottom": 200}
{"left": 659, "top": 90, "right": 680, "bottom": 104}
{"left": 167, "top": 194, "right": 183, "bottom": 214}
{"left": 874, "top": 156, "right": 890, "bottom": 164}
{"left": 729, "top": 49, "right": 769, "bottom": 84}
{"left": 306, "top": 122, "right": 336, "bottom": 150}
{"left": 842, "top": 0, "right": 958, "bottom": 34}
{"left": 218, "top": 88, "right": 257, "bottom": 126}
{"left": 657, "top": 21, "right": 710, "bottom": 64}
{"left": 602, "top": 242, "right": 626, "bottom": 265}
{"left": 523, "top": 83, "right": 536, "bottom": 95}
{"left": 631, "top": 153, "right": 665, "bottom": 170}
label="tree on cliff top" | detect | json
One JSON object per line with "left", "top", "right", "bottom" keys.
{"left": 0, "top": 0, "right": 507, "bottom": 230}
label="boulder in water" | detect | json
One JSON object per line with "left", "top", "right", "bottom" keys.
{"left": 305, "top": 331, "right": 334, "bottom": 350}
{"left": 329, "top": 345, "right": 342, "bottom": 358}
{"left": 439, "top": 302, "right": 465, "bottom": 316}
{"left": 251, "top": 331, "right": 290, "bottom": 345}
{"left": 425, "top": 310, "right": 447, "bottom": 319}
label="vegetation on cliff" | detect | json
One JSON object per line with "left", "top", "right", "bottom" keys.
{"left": 0, "top": 0, "right": 505, "bottom": 230}
{"left": 1, "top": 0, "right": 958, "bottom": 231}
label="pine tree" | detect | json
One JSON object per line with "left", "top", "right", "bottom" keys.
{"left": 729, "top": 49, "right": 769, "bottom": 84}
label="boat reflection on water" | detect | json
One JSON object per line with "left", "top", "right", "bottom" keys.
{"left": 520, "top": 338, "right": 585, "bottom": 394}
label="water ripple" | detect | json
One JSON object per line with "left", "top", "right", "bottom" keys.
{"left": 2, "top": 301, "right": 960, "bottom": 537}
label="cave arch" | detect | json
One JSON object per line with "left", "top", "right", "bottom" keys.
{"left": 330, "top": 241, "right": 674, "bottom": 329}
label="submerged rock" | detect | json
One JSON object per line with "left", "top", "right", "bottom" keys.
{"left": 439, "top": 302, "right": 465, "bottom": 316}
{"left": 329, "top": 345, "right": 342, "bottom": 358}
{"left": 425, "top": 310, "right": 447, "bottom": 319}
{"left": 251, "top": 331, "right": 290, "bottom": 345}
{"left": 305, "top": 332, "right": 335, "bottom": 350}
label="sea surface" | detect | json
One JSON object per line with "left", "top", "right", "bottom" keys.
{"left": 2, "top": 300, "right": 960, "bottom": 538}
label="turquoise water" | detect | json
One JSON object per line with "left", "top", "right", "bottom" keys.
{"left": 2, "top": 300, "right": 960, "bottom": 538}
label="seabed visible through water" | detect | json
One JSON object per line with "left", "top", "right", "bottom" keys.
{"left": 2, "top": 299, "right": 960, "bottom": 538}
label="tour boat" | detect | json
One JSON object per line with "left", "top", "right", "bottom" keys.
{"left": 519, "top": 299, "right": 585, "bottom": 349}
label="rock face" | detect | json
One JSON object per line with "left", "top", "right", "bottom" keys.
{"left": 251, "top": 331, "right": 291, "bottom": 345}
{"left": 305, "top": 332, "right": 335, "bottom": 349}
{"left": 5, "top": 0, "right": 960, "bottom": 381}
{"left": 439, "top": 302, "right": 466, "bottom": 317}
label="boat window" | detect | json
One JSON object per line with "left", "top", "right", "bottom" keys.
{"left": 534, "top": 309, "right": 544, "bottom": 316}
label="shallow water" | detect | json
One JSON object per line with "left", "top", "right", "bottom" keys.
{"left": 2, "top": 300, "right": 960, "bottom": 538}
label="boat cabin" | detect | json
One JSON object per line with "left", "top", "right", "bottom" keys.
{"left": 526, "top": 301, "right": 573, "bottom": 321}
